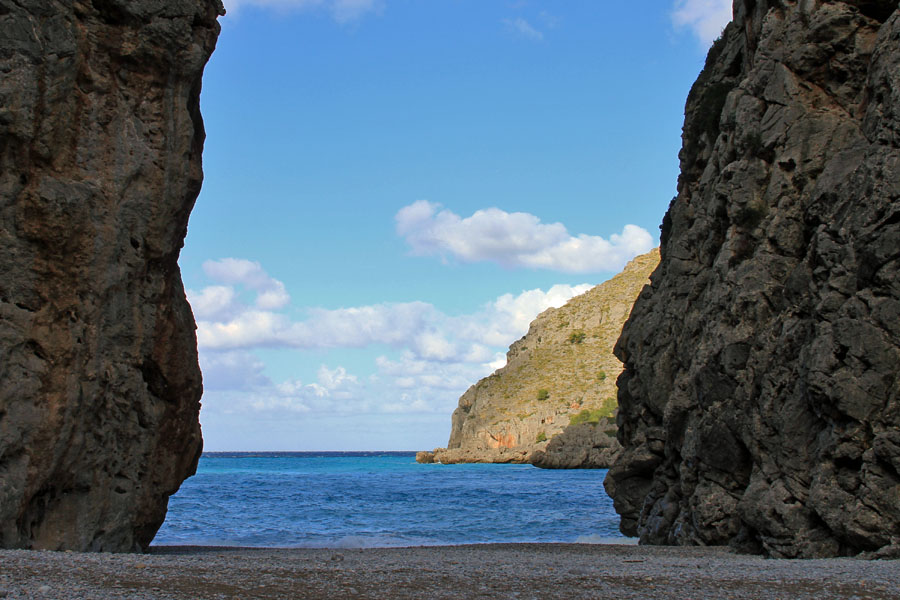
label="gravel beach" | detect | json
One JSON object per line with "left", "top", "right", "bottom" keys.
{"left": 1, "top": 543, "right": 898, "bottom": 599}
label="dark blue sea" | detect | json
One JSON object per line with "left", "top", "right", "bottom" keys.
{"left": 153, "top": 452, "right": 629, "bottom": 548}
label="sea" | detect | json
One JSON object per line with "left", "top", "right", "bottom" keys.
{"left": 153, "top": 452, "right": 630, "bottom": 548}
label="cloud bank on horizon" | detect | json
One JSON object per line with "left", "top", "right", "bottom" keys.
{"left": 671, "top": 0, "right": 734, "bottom": 45}
{"left": 190, "top": 256, "right": 594, "bottom": 417}
{"left": 396, "top": 201, "right": 653, "bottom": 274}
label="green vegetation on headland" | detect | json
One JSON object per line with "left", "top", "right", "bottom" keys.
{"left": 567, "top": 331, "right": 586, "bottom": 344}
{"left": 569, "top": 409, "right": 605, "bottom": 426}
{"left": 436, "top": 249, "right": 660, "bottom": 464}
{"left": 569, "top": 396, "right": 617, "bottom": 426}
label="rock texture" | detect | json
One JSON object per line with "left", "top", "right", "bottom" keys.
{"left": 0, "top": 0, "right": 221, "bottom": 551}
{"left": 530, "top": 419, "right": 621, "bottom": 469}
{"left": 605, "top": 0, "right": 900, "bottom": 558}
{"left": 425, "top": 250, "right": 658, "bottom": 465}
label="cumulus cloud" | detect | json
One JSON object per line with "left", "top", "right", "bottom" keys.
{"left": 192, "top": 258, "right": 599, "bottom": 418}
{"left": 200, "top": 350, "right": 272, "bottom": 392}
{"left": 671, "top": 0, "right": 733, "bottom": 46}
{"left": 503, "top": 17, "right": 544, "bottom": 41}
{"left": 189, "top": 285, "right": 237, "bottom": 321}
{"left": 286, "top": 303, "right": 434, "bottom": 349}
{"left": 223, "top": 0, "right": 382, "bottom": 23}
{"left": 192, "top": 264, "right": 592, "bottom": 357}
{"left": 197, "top": 361, "right": 369, "bottom": 415}
{"left": 204, "top": 356, "right": 471, "bottom": 417}
{"left": 198, "top": 309, "right": 291, "bottom": 350}
{"left": 372, "top": 352, "right": 498, "bottom": 414}
{"left": 196, "top": 301, "right": 437, "bottom": 351}
{"left": 455, "top": 283, "right": 594, "bottom": 347}
{"left": 395, "top": 201, "right": 653, "bottom": 274}
{"left": 376, "top": 353, "right": 493, "bottom": 391}
{"left": 201, "top": 258, "right": 290, "bottom": 310}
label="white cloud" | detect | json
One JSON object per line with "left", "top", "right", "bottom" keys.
{"left": 412, "top": 330, "right": 458, "bottom": 361}
{"left": 193, "top": 264, "right": 592, "bottom": 357}
{"left": 203, "top": 355, "right": 463, "bottom": 417}
{"left": 192, "top": 257, "right": 600, "bottom": 419}
{"left": 223, "top": 0, "right": 382, "bottom": 23}
{"left": 671, "top": 0, "right": 732, "bottom": 46}
{"left": 200, "top": 350, "right": 271, "bottom": 391}
{"left": 376, "top": 353, "right": 485, "bottom": 391}
{"left": 198, "top": 309, "right": 291, "bottom": 349}
{"left": 200, "top": 258, "right": 290, "bottom": 310}
{"left": 188, "top": 285, "right": 237, "bottom": 321}
{"left": 395, "top": 377, "right": 416, "bottom": 389}
{"left": 503, "top": 17, "right": 544, "bottom": 41}
{"left": 284, "top": 303, "right": 434, "bottom": 349}
{"left": 237, "top": 364, "right": 367, "bottom": 413}
{"left": 457, "top": 283, "right": 594, "bottom": 347}
{"left": 395, "top": 200, "right": 653, "bottom": 274}
{"left": 192, "top": 258, "right": 605, "bottom": 421}
{"left": 317, "top": 365, "right": 359, "bottom": 392}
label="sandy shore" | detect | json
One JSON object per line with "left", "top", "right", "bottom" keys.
{"left": 1, "top": 543, "right": 897, "bottom": 599}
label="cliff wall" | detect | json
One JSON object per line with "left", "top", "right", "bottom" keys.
{"left": 0, "top": 0, "right": 221, "bottom": 551}
{"left": 606, "top": 0, "right": 900, "bottom": 557}
{"left": 425, "top": 250, "right": 658, "bottom": 465}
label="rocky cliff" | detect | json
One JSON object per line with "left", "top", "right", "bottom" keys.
{"left": 605, "top": 0, "right": 900, "bottom": 558}
{"left": 423, "top": 250, "right": 659, "bottom": 465}
{"left": 0, "top": 0, "right": 221, "bottom": 551}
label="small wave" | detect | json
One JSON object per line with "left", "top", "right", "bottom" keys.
{"left": 326, "top": 535, "right": 430, "bottom": 549}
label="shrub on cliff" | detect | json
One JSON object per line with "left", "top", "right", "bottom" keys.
{"left": 569, "top": 409, "right": 604, "bottom": 426}
{"left": 567, "top": 331, "right": 586, "bottom": 344}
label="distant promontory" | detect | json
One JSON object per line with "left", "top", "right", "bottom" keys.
{"left": 419, "top": 249, "right": 658, "bottom": 467}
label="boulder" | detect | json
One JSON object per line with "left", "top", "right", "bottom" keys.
{"left": 415, "top": 451, "right": 435, "bottom": 464}
{"left": 531, "top": 420, "right": 622, "bottom": 469}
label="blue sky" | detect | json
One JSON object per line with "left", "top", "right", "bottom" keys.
{"left": 180, "top": 0, "right": 733, "bottom": 451}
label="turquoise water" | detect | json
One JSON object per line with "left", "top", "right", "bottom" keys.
{"left": 153, "top": 452, "right": 627, "bottom": 548}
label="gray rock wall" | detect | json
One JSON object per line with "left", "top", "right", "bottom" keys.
{"left": 605, "top": 0, "right": 900, "bottom": 558}
{"left": 0, "top": 0, "right": 221, "bottom": 551}
{"left": 531, "top": 420, "right": 621, "bottom": 469}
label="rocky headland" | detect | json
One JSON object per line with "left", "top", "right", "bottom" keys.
{"left": 421, "top": 249, "right": 658, "bottom": 467}
{"left": 606, "top": 0, "right": 900, "bottom": 558}
{"left": 0, "top": 0, "right": 221, "bottom": 551}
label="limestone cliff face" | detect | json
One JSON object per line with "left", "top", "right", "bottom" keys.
{"left": 428, "top": 250, "right": 659, "bottom": 465}
{"left": 0, "top": 0, "right": 220, "bottom": 551}
{"left": 606, "top": 1, "right": 900, "bottom": 557}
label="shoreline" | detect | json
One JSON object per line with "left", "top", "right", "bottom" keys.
{"left": 2, "top": 543, "right": 897, "bottom": 599}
